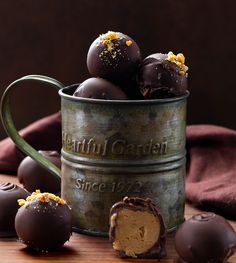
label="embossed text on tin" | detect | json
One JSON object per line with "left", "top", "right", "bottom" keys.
{"left": 75, "top": 179, "right": 143, "bottom": 193}
{"left": 62, "top": 132, "right": 168, "bottom": 156}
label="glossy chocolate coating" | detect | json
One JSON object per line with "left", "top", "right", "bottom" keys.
{"left": 17, "top": 151, "right": 61, "bottom": 194}
{"left": 15, "top": 192, "right": 72, "bottom": 251}
{"left": 73, "top": 77, "right": 128, "bottom": 100}
{"left": 138, "top": 53, "right": 188, "bottom": 99}
{"left": 118, "top": 76, "right": 144, "bottom": 100}
{"left": 87, "top": 31, "right": 141, "bottom": 85}
{"left": 109, "top": 196, "right": 166, "bottom": 259}
{"left": 175, "top": 213, "right": 236, "bottom": 263}
{"left": 0, "top": 182, "right": 29, "bottom": 237}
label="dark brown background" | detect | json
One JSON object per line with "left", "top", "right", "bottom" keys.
{"left": 0, "top": 0, "right": 235, "bottom": 140}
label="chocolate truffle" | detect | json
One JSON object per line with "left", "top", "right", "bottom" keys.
{"left": 87, "top": 31, "right": 142, "bottom": 84}
{"left": 175, "top": 213, "right": 236, "bottom": 263}
{"left": 73, "top": 77, "right": 128, "bottom": 100}
{"left": 138, "top": 52, "right": 188, "bottom": 99}
{"left": 15, "top": 190, "right": 72, "bottom": 251}
{"left": 17, "top": 151, "right": 61, "bottom": 194}
{"left": 109, "top": 197, "right": 166, "bottom": 259}
{"left": 118, "top": 76, "right": 144, "bottom": 100}
{"left": 0, "top": 182, "right": 29, "bottom": 237}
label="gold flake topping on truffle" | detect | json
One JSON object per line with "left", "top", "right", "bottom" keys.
{"left": 101, "top": 31, "right": 117, "bottom": 46}
{"left": 18, "top": 190, "right": 65, "bottom": 207}
{"left": 98, "top": 31, "right": 121, "bottom": 60}
{"left": 102, "top": 31, "right": 118, "bottom": 41}
{"left": 126, "top": 40, "right": 133, "bottom": 46}
{"left": 167, "top": 51, "right": 188, "bottom": 76}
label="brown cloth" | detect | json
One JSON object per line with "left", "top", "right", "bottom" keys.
{"left": 0, "top": 114, "right": 236, "bottom": 218}
{"left": 186, "top": 125, "right": 236, "bottom": 219}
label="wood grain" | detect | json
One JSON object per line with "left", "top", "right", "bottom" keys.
{"left": 0, "top": 174, "right": 235, "bottom": 263}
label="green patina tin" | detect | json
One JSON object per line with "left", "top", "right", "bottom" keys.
{"left": 60, "top": 85, "right": 188, "bottom": 236}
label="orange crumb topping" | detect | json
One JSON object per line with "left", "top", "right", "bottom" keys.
{"left": 99, "top": 31, "right": 119, "bottom": 58}
{"left": 18, "top": 190, "right": 66, "bottom": 207}
{"left": 167, "top": 51, "right": 188, "bottom": 76}
{"left": 101, "top": 31, "right": 118, "bottom": 44}
{"left": 126, "top": 40, "right": 133, "bottom": 46}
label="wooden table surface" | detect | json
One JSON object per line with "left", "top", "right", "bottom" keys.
{"left": 0, "top": 173, "right": 235, "bottom": 263}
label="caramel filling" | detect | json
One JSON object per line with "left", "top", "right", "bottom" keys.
{"left": 112, "top": 208, "right": 160, "bottom": 258}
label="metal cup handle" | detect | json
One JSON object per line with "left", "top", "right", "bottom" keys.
{"left": 0, "top": 75, "right": 65, "bottom": 182}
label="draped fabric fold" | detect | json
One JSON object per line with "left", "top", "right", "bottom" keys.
{"left": 186, "top": 125, "right": 236, "bottom": 218}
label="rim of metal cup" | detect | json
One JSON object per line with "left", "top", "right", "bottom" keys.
{"left": 59, "top": 84, "right": 189, "bottom": 104}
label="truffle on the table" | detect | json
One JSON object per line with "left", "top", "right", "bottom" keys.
{"left": 138, "top": 52, "right": 188, "bottom": 99}
{"left": 73, "top": 77, "right": 128, "bottom": 100}
{"left": 87, "top": 31, "right": 141, "bottom": 85}
{"left": 0, "top": 182, "right": 29, "bottom": 237}
{"left": 15, "top": 190, "right": 72, "bottom": 251}
{"left": 109, "top": 196, "right": 166, "bottom": 259}
{"left": 17, "top": 151, "right": 61, "bottom": 194}
{"left": 175, "top": 212, "right": 236, "bottom": 263}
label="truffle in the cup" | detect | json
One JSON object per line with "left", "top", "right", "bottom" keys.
{"left": 17, "top": 151, "right": 61, "bottom": 194}
{"left": 15, "top": 190, "right": 72, "bottom": 251}
{"left": 138, "top": 52, "right": 188, "bottom": 99}
{"left": 73, "top": 77, "right": 128, "bottom": 100}
{"left": 87, "top": 31, "right": 142, "bottom": 85}
{"left": 0, "top": 182, "right": 29, "bottom": 237}
{"left": 174, "top": 213, "right": 236, "bottom": 263}
{"left": 118, "top": 76, "right": 144, "bottom": 100}
{"left": 109, "top": 196, "right": 166, "bottom": 259}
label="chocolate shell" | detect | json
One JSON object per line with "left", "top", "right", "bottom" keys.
{"left": 87, "top": 31, "right": 141, "bottom": 85}
{"left": 138, "top": 52, "right": 188, "bottom": 99}
{"left": 15, "top": 190, "right": 72, "bottom": 251}
{"left": 73, "top": 77, "right": 128, "bottom": 100}
{"left": 17, "top": 151, "right": 61, "bottom": 194}
{"left": 0, "top": 182, "right": 29, "bottom": 237}
{"left": 175, "top": 213, "right": 236, "bottom": 263}
{"left": 109, "top": 196, "right": 166, "bottom": 259}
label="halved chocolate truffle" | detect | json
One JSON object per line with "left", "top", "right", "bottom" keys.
{"left": 175, "top": 213, "right": 236, "bottom": 263}
{"left": 109, "top": 197, "right": 166, "bottom": 259}
{"left": 73, "top": 77, "right": 128, "bottom": 100}
{"left": 17, "top": 151, "right": 61, "bottom": 194}
{"left": 0, "top": 182, "right": 29, "bottom": 237}
{"left": 138, "top": 52, "right": 188, "bottom": 99}
{"left": 15, "top": 190, "right": 72, "bottom": 251}
{"left": 87, "top": 31, "right": 141, "bottom": 85}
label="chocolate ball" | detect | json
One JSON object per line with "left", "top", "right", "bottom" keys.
{"left": 15, "top": 190, "right": 72, "bottom": 251}
{"left": 138, "top": 52, "right": 188, "bottom": 99}
{"left": 0, "top": 182, "right": 29, "bottom": 237}
{"left": 118, "top": 76, "right": 144, "bottom": 100}
{"left": 175, "top": 213, "right": 236, "bottom": 263}
{"left": 87, "top": 31, "right": 142, "bottom": 85}
{"left": 109, "top": 197, "right": 166, "bottom": 259}
{"left": 73, "top": 77, "right": 128, "bottom": 100}
{"left": 17, "top": 151, "right": 61, "bottom": 194}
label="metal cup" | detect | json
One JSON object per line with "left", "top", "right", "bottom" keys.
{"left": 1, "top": 75, "right": 189, "bottom": 236}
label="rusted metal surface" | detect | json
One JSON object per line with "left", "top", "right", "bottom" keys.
{"left": 60, "top": 85, "right": 188, "bottom": 236}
